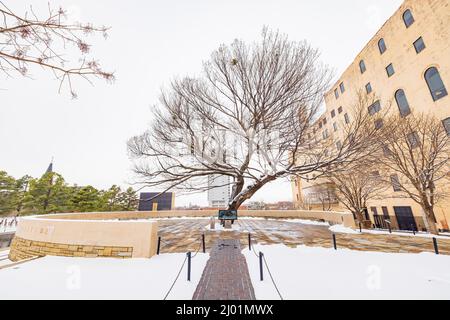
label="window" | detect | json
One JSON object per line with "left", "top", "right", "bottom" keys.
{"left": 407, "top": 132, "right": 420, "bottom": 149}
{"left": 344, "top": 113, "right": 350, "bottom": 124}
{"left": 322, "top": 129, "right": 329, "bottom": 140}
{"left": 378, "top": 38, "right": 387, "bottom": 54}
{"left": 323, "top": 117, "right": 327, "bottom": 125}
{"left": 382, "top": 207, "right": 390, "bottom": 218}
{"left": 390, "top": 174, "right": 402, "bottom": 192}
{"left": 340, "top": 82, "right": 345, "bottom": 93}
{"left": 336, "top": 141, "right": 342, "bottom": 150}
{"left": 366, "top": 83, "right": 372, "bottom": 94}
{"left": 338, "top": 106, "right": 343, "bottom": 114}
{"left": 333, "top": 122, "right": 338, "bottom": 132}
{"left": 334, "top": 89, "right": 339, "bottom": 99}
{"left": 403, "top": 9, "right": 415, "bottom": 28}
{"left": 359, "top": 60, "right": 366, "bottom": 74}
{"left": 395, "top": 89, "right": 411, "bottom": 117}
{"left": 414, "top": 37, "right": 426, "bottom": 54}
{"left": 386, "top": 64, "right": 395, "bottom": 77}
{"left": 443, "top": 118, "right": 450, "bottom": 136}
{"left": 331, "top": 110, "right": 336, "bottom": 118}
{"left": 368, "top": 100, "right": 381, "bottom": 115}
{"left": 319, "top": 122, "right": 323, "bottom": 129}
{"left": 425, "top": 67, "right": 448, "bottom": 101}
{"left": 374, "top": 119, "right": 384, "bottom": 129}
{"left": 383, "top": 145, "right": 392, "bottom": 156}
{"left": 371, "top": 207, "right": 378, "bottom": 215}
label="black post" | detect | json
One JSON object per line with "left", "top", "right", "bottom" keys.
{"left": 411, "top": 224, "right": 416, "bottom": 235}
{"left": 332, "top": 234, "right": 337, "bottom": 250}
{"left": 157, "top": 237, "right": 161, "bottom": 255}
{"left": 259, "top": 252, "right": 264, "bottom": 281}
{"left": 202, "top": 234, "right": 206, "bottom": 253}
{"left": 187, "top": 252, "right": 192, "bottom": 281}
{"left": 433, "top": 237, "right": 439, "bottom": 255}
{"left": 359, "top": 223, "right": 362, "bottom": 233}
{"left": 388, "top": 223, "right": 392, "bottom": 234}
{"left": 248, "top": 233, "right": 251, "bottom": 251}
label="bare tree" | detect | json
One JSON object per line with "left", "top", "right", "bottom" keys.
{"left": 326, "top": 163, "right": 389, "bottom": 225}
{"left": 377, "top": 113, "right": 450, "bottom": 234}
{"left": 0, "top": 1, "right": 113, "bottom": 97}
{"left": 128, "top": 29, "right": 384, "bottom": 210}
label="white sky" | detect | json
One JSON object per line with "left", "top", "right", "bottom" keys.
{"left": 0, "top": 0, "right": 403, "bottom": 206}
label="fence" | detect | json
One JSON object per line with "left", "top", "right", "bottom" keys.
{"left": 372, "top": 214, "right": 427, "bottom": 233}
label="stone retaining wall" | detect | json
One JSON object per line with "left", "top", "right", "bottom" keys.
{"left": 9, "top": 237, "right": 133, "bottom": 262}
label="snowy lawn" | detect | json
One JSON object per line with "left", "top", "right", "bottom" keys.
{"left": 244, "top": 244, "right": 450, "bottom": 300}
{"left": 0, "top": 253, "right": 208, "bottom": 300}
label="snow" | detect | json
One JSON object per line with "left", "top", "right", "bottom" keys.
{"left": 204, "top": 223, "right": 242, "bottom": 232}
{"left": 0, "top": 250, "right": 12, "bottom": 268}
{"left": 330, "top": 224, "right": 450, "bottom": 240}
{"left": 244, "top": 244, "right": 450, "bottom": 300}
{"left": 0, "top": 253, "right": 208, "bottom": 300}
{"left": 0, "top": 217, "right": 18, "bottom": 234}
{"left": 329, "top": 224, "right": 358, "bottom": 234}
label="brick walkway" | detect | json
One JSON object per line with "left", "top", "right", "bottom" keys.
{"left": 193, "top": 239, "right": 256, "bottom": 300}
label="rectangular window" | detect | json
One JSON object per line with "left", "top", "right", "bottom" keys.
{"left": 336, "top": 141, "right": 342, "bottom": 150}
{"left": 360, "top": 60, "right": 366, "bottom": 74}
{"left": 443, "top": 118, "right": 450, "bottom": 136}
{"left": 407, "top": 132, "right": 420, "bottom": 149}
{"left": 338, "top": 106, "right": 343, "bottom": 114}
{"left": 334, "top": 89, "right": 339, "bottom": 99}
{"left": 375, "top": 119, "right": 384, "bottom": 129}
{"left": 319, "top": 122, "right": 322, "bottom": 129}
{"left": 390, "top": 174, "right": 402, "bottom": 192}
{"left": 386, "top": 64, "right": 395, "bottom": 77}
{"left": 322, "top": 129, "right": 329, "bottom": 140}
{"left": 344, "top": 113, "right": 350, "bottom": 124}
{"left": 340, "top": 82, "right": 345, "bottom": 93}
{"left": 366, "top": 83, "right": 372, "bottom": 94}
{"left": 333, "top": 122, "right": 338, "bottom": 132}
{"left": 371, "top": 207, "right": 378, "bottom": 215}
{"left": 323, "top": 118, "right": 327, "bottom": 125}
{"left": 414, "top": 37, "right": 426, "bottom": 54}
{"left": 382, "top": 207, "right": 390, "bottom": 219}
{"left": 331, "top": 110, "right": 336, "bottom": 118}
{"left": 368, "top": 100, "right": 381, "bottom": 115}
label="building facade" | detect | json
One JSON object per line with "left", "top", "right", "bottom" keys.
{"left": 292, "top": 0, "right": 450, "bottom": 231}
{"left": 207, "top": 175, "right": 231, "bottom": 208}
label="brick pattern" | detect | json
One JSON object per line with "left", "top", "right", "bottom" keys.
{"left": 193, "top": 239, "right": 256, "bottom": 300}
{"left": 8, "top": 237, "right": 133, "bottom": 262}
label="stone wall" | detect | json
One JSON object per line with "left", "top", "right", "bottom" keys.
{"left": 9, "top": 237, "right": 133, "bottom": 262}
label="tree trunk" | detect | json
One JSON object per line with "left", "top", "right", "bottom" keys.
{"left": 424, "top": 206, "right": 439, "bottom": 235}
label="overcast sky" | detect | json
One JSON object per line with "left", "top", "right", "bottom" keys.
{"left": 0, "top": 0, "right": 403, "bottom": 206}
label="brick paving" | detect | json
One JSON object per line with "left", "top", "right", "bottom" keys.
{"left": 157, "top": 218, "right": 450, "bottom": 255}
{"left": 193, "top": 239, "right": 256, "bottom": 300}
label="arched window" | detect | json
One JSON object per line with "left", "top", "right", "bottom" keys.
{"left": 378, "top": 38, "right": 387, "bottom": 54}
{"left": 425, "top": 67, "right": 448, "bottom": 101}
{"left": 395, "top": 89, "right": 411, "bottom": 117}
{"left": 359, "top": 60, "right": 366, "bottom": 74}
{"left": 403, "top": 10, "right": 415, "bottom": 28}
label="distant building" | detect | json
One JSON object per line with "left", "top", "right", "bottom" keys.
{"left": 138, "top": 192, "right": 175, "bottom": 211}
{"left": 207, "top": 175, "right": 230, "bottom": 208}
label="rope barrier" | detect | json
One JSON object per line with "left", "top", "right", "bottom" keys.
{"left": 262, "top": 254, "right": 284, "bottom": 300}
{"left": 163, "top": 254, "right": 188, "bottom": 300}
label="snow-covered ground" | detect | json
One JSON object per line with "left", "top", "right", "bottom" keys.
{"left": 0, "top": 253, "right": 208, "bottom": 300}
{"left": 244, "top": 244, "right": 450, "bottom": 300}
{"left": 0, "top": 250, "right": 12, "bottom": 268}
{"left": 0, "top": 217, "right": 18, "bottom": 234}
{"left": 329, "top": 224, "right": 450, "bottom": 240}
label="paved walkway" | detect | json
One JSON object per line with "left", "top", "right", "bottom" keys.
{"left": 157, "top": 218, "right": 450, "bottom": 255}
{"left": 192, "top": 239, "right": 256, "bottom": 300}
